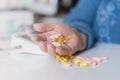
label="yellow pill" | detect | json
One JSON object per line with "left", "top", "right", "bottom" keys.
{"left": 70, "top": 55, "right": 74, "bottom": 59}
{"left": 64, "top": 55, "right": 70, "bottom": 59}
{"left": 61, "top": 56, "right": 66, "bottom": 60}
{"left": 74, "top": 59, "right": 82, "bottom": 66}
{"left": 56, "top": 55, "right": 61, "bottom": 60}
{"left": 54, "top": 36, "right": 64, "bottom": 44}
{"left": 63, "top": 58, "right": 69, "bottom": 62}
{"left": 60, "top": 60, "right": 66, "bottom": 64}
{"left": 69, "top": 56, "right": 74, "bottom": 63}
{"left": 59, "top": 36, "right": 63, "bottom": 39}
{"left": 58, "top": 57, "right": 63, "bottom": 61}
{"left": 64, "top": 56, "right": 69, "bottom": 61}
{"left": 70, "top": 59, "right": 74, "bottom": 63}
{"left": 53, "top": 35, "right": 69, "bottom": 44}
{"left": 75, "top": 62, "right": 81, "bottom": 66}
{"left": 80, "top": 62, "right": 90, "bottom": 67}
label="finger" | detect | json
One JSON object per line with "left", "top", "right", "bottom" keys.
{"left": 31, "top": 34, "right": 46, "bottom": 42}
{"left": 31, "top": 34, "right": 44, "bottom": 43}
{"left": 47, "top": 42, "right": 56, "bottom": 56}
{"left": 56, "top": 44, "right": 72, "bottom": 56}
{"left": 38, "top": 41, "right": 47, "bottom": 53}
{"left": 31, "top": 32, "right": 51, "bottom": 42}
{"left": 34, "top": 23, "right": 55, "bottom": 32}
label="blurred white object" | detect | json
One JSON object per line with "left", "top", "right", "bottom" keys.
{"left": 11, "top": 34, "right": 48, "bottom": 56}
{"left": 0, "top": 0, "right": 8, "bottom": 9}
{"left": 10, "top": 25, "right": 47, "bottom": 55}
{"left": 39, "top": 17, "right": 63, "bottom": 23}
{"left": 7, "top": 16, "right": 63, "bottom": 55}
{"left": 0, "top": 0, "right": 58, "bottom": 16}
{"left": 0, "top": 11, "right": 34, "bottom": 40}
{"left": 27, "top": 0, "right": 58, "bottom": 16}
{"left": 0, "top": 41, "right": 11, "bottom": 51}
{"left": 8, "top": 0, "right": 28, "bottom": 9}
{"left": 0, "top": 0, "right": 28, "bottom": 9}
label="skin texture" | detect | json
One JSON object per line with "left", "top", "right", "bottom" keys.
{"left": 31, "top": 23, "right": 87, "bottom": 56}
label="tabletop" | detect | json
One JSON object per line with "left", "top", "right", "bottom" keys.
{"left": 0, "top": 43, "right": 120, "bottom": 80}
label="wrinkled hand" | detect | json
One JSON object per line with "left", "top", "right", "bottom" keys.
{"left": 31, "top": 23, "right": 87, "bottom": 56}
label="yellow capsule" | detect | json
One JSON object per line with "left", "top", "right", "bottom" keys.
{"left": 80, "top": 62, "right": 90, "bottom": 67}
{"left": 61, "top": 56, "right": 69, "bottom": 62}
{"left": 61, "top": 56, "right": 65, "bottom": 60}
{"left": 70, "top": 58, "right": 74, "bottom": 63}
{"left": 64, "top": 55, "right": 69, "bottom": 59}
{"left": 56, "top": 55, "right": 61, "bottom": 60}
{"left": 60, "top": 60, "right": 66, "bottom": 64}
{"left": 68, "top": 55, "right": 74, "bottom": 63}
{"left": 74, "top": 59, "right": 82, "bottom": 66}
{"left": 76, "top": 63, "right": 81, "bottom": 66}
{"left": 59, "top": 57, "right": 63, "bottom": 61}
{"left": 54, "top": 36, "right": 64, "bottom": 44}
{"left": 53, "top": 35, "right": 69, "bottom": 44}
{"left": 70, "top": 55, "right": 74, "bottom": 59}
{"left": 63, "top": 58, "right": 69, "bottom": 62}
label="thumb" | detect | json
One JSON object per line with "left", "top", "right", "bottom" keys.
{"left": 34, "top": 23, "right": 55, "bottom": 32}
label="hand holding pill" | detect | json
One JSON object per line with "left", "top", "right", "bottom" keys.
{"left": 31, "top": 23, "right": 87, "bottom": 56}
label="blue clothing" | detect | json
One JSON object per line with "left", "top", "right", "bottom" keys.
{"left": 64, "top": 0, "right": 120, "bottom": 49}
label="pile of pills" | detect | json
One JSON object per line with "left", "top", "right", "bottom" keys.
{"left": 49, "top": 33, "right": 108, "bottom": 68}
{"left": 55, "top": 55, "right": 74, "bottom": 64}
{"left": 49, "top": 34, "right": 69, "bottom": 46}
{"left": 55, "top": 55, "right": 107, "bottom": 68}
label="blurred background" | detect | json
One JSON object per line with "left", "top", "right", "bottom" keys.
{"left": 0, "top": 0, "right": 78, "bottom": 48}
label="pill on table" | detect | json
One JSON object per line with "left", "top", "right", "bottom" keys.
{"left": 80, "top": 62, "right": 90, "bottom": 67}
{"left": 91, "top": 61, "right": 98, "bottom": 67}
{"left": 64, "top": 63, "right": 72, "bottom": 67}
{"left": 100, "top": 57, "right": 108, "bottom": 61}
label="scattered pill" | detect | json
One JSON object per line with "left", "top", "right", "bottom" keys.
{"left": 80, "top": 62, "right": 90, "bottom": 67}
{"left": 74, "top": 58, "right": 82, "bottom": 66}
{"left": 64, "top": 63, "right": 72, "bottom": 67}
{"left": 52, "top": 34, "right": 108, "bottom": 68}
{"left": 100, "top": 57, "right": 108, "bottom": 61}
{"left": 92, "top": 57, "right": 102, "bottom": 63}
{"left": 91, "top": 62, "right": 98, "bottom": 67}
{"left": 56, "top": 54, "right": 107, "bottom": 68}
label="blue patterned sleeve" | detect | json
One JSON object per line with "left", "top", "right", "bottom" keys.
{"left": 64, "top": 0, "right": 102, "bottom": 49}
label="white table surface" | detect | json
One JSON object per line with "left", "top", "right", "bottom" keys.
{"left": 0, "top": 43, "right": 120, "bottom": 80}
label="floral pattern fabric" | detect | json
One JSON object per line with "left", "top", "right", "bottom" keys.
{"left": 94, "top": 0, "right": 120, "bottom": 43}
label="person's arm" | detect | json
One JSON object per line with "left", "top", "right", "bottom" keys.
{"left": 64, "top": 0, "right": 102, "bottom": 49}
